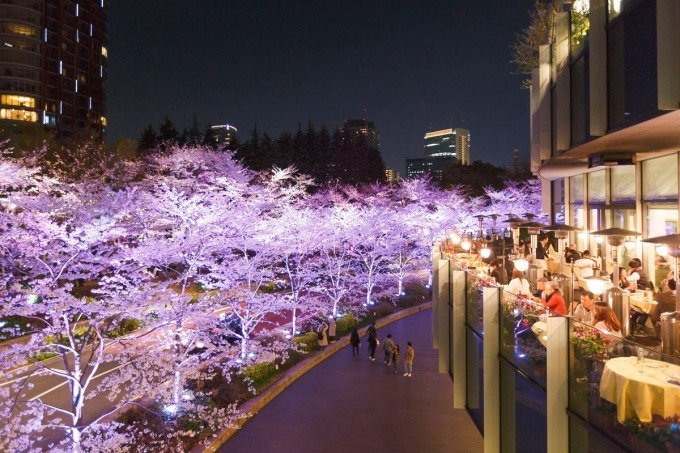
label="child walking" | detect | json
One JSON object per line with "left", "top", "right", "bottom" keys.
{"left": 392, "top": 344, "right": 400, "bottom": 374}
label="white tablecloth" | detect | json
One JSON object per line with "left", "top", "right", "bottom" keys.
{"left": 630, "top": 296, "right": 658, "bottom": 315}
{"left": 600, "top": 356, "right": 680, "bottom": 423}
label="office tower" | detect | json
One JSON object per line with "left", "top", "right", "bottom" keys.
{"left": 384, "top": 168, "right": 400, "bottom": 183}
{"left": 341, "top": 119, "right": 379, "bottom": 149}
{"left": 205, "top": 124, "right": 237, "bottom": 148}
{"left": 424, "top": 128, "right": 470, "bottom": 165}
{"left": 0, "top": 1, "right": 108, "bottom": 144}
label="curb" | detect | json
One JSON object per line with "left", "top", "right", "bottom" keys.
{"left": 197, "top": 302, "right": 432, "bottom": 452}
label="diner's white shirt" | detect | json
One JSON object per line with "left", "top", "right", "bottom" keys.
{"left": 507, "top": 277, "right": 531, "bottom": 296}
{"left": 574, "top": 258, "right": 596, "bottom": 278}
{"left": 573, "top": 304, "right": 594, "bottom": 325}
{"left": 594, "top": 321, "right": 623, "bottom": 338}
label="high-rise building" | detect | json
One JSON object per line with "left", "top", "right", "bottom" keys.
{"left": 0, "top": 1, "right": 108, "bottom": 144}
{"left": 341, "top": 119, "right": 379, "bottom": 149}
{"left": 424, "top": 128, "right": 470, "bottom": 165}
{"left": 384, "top": 168, "right": 400, "bottom": 183}
{"left": 406, "top": 127, "right": 470, "bottom": 180}
{"left": 205, "top": 124, "right": 237, "bottom": 149}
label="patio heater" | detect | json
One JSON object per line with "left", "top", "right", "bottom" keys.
{"left": 519, "top": 220, "right": 548, "bottom": 293}
{"left": 475, "top": 215, "right": 492, "bottom": 261}
{"left": 642, "top": 234, "right": 680, "bottom": 356}
{"left": 543, "top": 224, "right": 583, "bottom": 311}
{"left": 590, "top": 227, "right": 642, "bottom": 338}
{"left": 503, "top": 215, "right": 526, "bottom": 256}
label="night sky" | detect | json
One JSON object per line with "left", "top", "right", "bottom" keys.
{"left": 107, "top": 1, "right": 537, "bottom": 175}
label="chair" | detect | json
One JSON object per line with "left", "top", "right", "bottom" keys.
{"left": 629, "top": 305, "right": 649, "bottom": 335}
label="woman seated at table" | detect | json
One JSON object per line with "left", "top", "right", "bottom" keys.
{"left": 541, "top": 281, "right": 568, "bottom": 316}
{"left": 593, "top": 302, "right": 623, "bottom": 338}
{"left": 611, "top": 267, "right": 630, "bottom": 290}
{"left": 507, "top": 269, "right": 530, "bottom": 296}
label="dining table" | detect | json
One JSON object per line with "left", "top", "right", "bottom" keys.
{"left": 630, "top": 293, "right": 658, "bottom": 315}
{"left": 600, "top": 356, "right": 680, "bottom": 423}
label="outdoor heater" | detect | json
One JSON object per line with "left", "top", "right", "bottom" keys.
{"left": 519, "top": 220, "right": 547, "bottom": 293}
{"left": 590, "top": 227, "right": 642, "bottom": 338}
{"left": 542, "top": 224, "right": 583, "bottom": 312}
{"left": 642, "top": 234, "right": 680, "bottom": 357}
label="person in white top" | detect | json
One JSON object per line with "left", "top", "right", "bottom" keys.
{"left": 507, "top": 269, "right": 531, "bottom": 296}
{"left": 573, "top": 250, "right": 597, "bottom": 279}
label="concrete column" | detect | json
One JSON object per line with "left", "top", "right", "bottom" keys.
{"left": 483, "top": 286, "right": 501, "bottom": 453}
{"left": 657, "top": 0, "right": 680, "bottom": 110}
{"left": 555, "top": 11, "right": 571, "bottom": 153}
{"left": 432, "top": 244, "right": 440, "bottom": 349}
{"left": 452, "top": 269, "right": 467, "bottom": 408}
{"left": 437, "top": 258, "right": 450, "bottom": 373}
{"left": 538, "top": 45, "right": 552, "bottom": 163}
{"left": 547, "top": 316, "right": 569, "bottom": 453}
{"left": 589, "top": 0, "right": 607, "bottom": 136}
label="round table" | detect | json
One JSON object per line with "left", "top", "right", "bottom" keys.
{"left": 600, "top": 356, "right": 680, "bottom": 423}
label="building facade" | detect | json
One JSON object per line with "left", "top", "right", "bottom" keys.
{"left": 0, "top": 0, "right": 108, "bottom": 144}
{"left": 341, "top": 119, "right": 379, "bottom": 149}
{"left": 205, "top": 124, "right": 237, "bottom": 149}
{"left": 406, "top": 127, "right": 470, "bottom": 180}
{"left": 530, "top": 0, "right": 680, "bottom": 290}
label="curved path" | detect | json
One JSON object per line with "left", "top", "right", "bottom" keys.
{"left": 220, "top": 309, "right": 483, "bottom": 453}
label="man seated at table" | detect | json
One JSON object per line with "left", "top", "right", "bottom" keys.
{"left": 653, "top": 279, "right": 677, "bottom": 339}
{"left": 573, "top": 250, "right": 597, "bottom": 281}
{"left": 572, "top": 290, "right": 596, "bottom": 325}
{"left": 564, "top": 244, "right": 581, "bottom": 264}
{"left": 531, "top": 277, "right": 547, "bottom": 304}
{"left": 489, "top": 258, "right": 508, "bottom": 285}
{"left": 627, "top": 258, "right": 651, "bottom": 291}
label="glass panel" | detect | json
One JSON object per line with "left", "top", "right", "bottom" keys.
{"left": 466, "top": 328, "right": 484, "bottom": 433}
{"left": 500, "top": 290, "right": 547, "bottom": 388}
{"left": 646, "top": 206, "right": 678, "bottom": 290}
{"left": 571, "top": 175, "right": 584, "bottom": 203}
{"left": 500, "top": 359, "right": 547, "bottom": 452}
{"left": 466, "top": 272, "right": 483, "bottom": 336}
{"left": 588, "top": 170, "right": 606, "bottom": 203}
{"left": 570, "top": 1, "right": 590, "bottom": 55}
{"left": 643, "top": 154, "right": 678, "bottom": 200}
{"left": 568, "top": 317, "right": 680, "bottom": 452}
{"left": 610, "top": 166, "right": 636, "bottom": 201}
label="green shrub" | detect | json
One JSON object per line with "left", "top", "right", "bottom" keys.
{"left": 244, "top": 361, "right": 278, "bottom": 390}
{"left": 335, "top": 314, "right": 357, "bottom": 336}
{"left": 108, "top": 318, "right": 143, "bottom": 338}
{"left": 28, "top": 351, "right": 58, "bottom": 362}
{"left": 295, "top": 332, "right": 320, "bottom": 353}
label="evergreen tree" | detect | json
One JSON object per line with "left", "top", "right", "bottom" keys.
{"left": 158, "top": 116, "right": 179, "bottom": 148}
{"left": 137, "top": 124, "right": 157, "bottom": 154}
{"left": 187, "top": 115, "right": 203, "bottom": 146}
{"left": 316, "top": 125, "right": 332, "bottom": 184}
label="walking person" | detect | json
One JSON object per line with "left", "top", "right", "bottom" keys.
{"left": 328, "top": 317, "right": 337, "bottom": 343}
{"left": 383, "top": 334, "right": 395, "bottom": 364}
{"left": 391, "top": 344, "right": 400, "bottom": 374}
{"left": 367, "top": 331, "right": 378, "bottom": 362}
{"left": 350, "top": 328, "right": 360, "bottom": 357}
{"left": 404, "top": 342, "right": 414, "bottom": 377}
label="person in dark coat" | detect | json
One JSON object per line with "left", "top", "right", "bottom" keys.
{"left": 367, "top": 329, "right": 378, "bottom": 362}
{"left": 350, "top": 328, "right": 360, "bottom": 357}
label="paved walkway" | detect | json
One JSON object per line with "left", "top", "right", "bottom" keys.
{"left": 220, "top": 309, "right": 483, "bottom": 453}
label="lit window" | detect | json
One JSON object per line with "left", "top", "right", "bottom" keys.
{"left": 100, "top": 116, "right": 107, "bottom": 126}
{"left": 75, "top": 4, "right": 79, "bottom": 16}
{"left": 101, "top": 46, "right": 107, "bottom": 58}
{"left": 1, "top": 95, "right": 36, "bottom": 108}
{"left": 0, "top": 108, "right": 38, "bottom": 122}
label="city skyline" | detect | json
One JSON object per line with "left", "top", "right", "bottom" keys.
{"left": 107, "top": 1, "right": 536, "bottom": 174}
